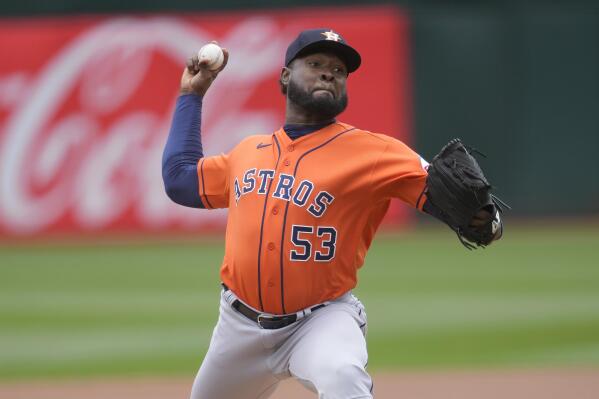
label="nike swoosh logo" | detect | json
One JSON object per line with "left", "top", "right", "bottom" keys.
{"left": 256, "top": 143, "right": 272, "bottom": 149}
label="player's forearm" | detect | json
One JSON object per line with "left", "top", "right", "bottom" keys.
{"left": 162, "top": 94, "right": 205, "bottom": 208}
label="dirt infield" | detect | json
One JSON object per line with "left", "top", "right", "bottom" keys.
{"left": 2, "top": 368, "right": 598, "bottom": 399}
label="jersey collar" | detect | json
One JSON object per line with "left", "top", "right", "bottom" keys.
{"left": 273, "top": 121, "right": 354, "bottom": 151}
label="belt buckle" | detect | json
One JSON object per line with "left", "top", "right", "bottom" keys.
{"left": 257, "top": 314, "right": 272, "bottom": 329}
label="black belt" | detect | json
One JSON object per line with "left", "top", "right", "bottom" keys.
{"left": 222, "top": 284, "right": 325, "bottom": 330}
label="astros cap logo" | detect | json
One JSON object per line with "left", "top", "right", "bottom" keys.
{"left": 284, "top": 28, "right": 362, "bottom": 73}
{"left": 321, "top": 30, "right": 341, "bottom": 42}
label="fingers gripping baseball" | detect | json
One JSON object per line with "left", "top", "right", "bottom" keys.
{"left": 180, "top": 42, "right": 229, "bottom": 96}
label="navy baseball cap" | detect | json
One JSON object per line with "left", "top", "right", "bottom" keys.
{"left": 285, "top": 28, "right": 361, "bottom": 73}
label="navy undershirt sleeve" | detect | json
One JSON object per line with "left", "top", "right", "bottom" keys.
{"left": 162, "top": 94, "right": 205, "bottom": 208}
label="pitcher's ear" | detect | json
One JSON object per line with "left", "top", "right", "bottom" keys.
{"left": 280, "top": 67, "right": 291, "bottom": 84}
{"left": 279, "top": 67, "right": 291, "bottom": 95}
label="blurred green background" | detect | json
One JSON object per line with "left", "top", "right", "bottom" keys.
{"left": 2, "top": 224, "right": 599, "bottom": 381}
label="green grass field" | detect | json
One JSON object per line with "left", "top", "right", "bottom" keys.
{"left": 1, "top": 223, "right": 599, "bottom": 381}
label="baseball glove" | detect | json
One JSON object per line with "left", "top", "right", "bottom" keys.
{"left": 425, "top": 138, "right": 509, "bottom": 249}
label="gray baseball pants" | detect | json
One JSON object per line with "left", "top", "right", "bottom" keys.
{"left": 190, "top": 288, "right": 373, "bottom": 399}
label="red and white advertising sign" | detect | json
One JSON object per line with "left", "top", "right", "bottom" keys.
{"left": 0, "top": 7, "right": 412, "bottom": 238}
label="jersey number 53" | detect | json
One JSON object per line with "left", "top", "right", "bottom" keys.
{"left": 290, "top": 225, "right": 337, "bottom": 262}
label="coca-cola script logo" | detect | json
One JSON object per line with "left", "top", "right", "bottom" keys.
{"left": 0, "top": 17, "right": 290, "bottom": 235}
{"left": 0, "top": 8, "right": 411, "bottom": 237}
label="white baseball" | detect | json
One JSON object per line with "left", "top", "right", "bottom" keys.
{"left": 198, "top": 43, "right": 224, "bottom": 71}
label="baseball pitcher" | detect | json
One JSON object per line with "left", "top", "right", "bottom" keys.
{"left": 162, "top": 28, "right": 504, "bottom": 399}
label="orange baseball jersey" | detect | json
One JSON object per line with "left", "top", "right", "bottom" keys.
{"left": 197, "top": 122, "right": 428, "bottom": 315}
